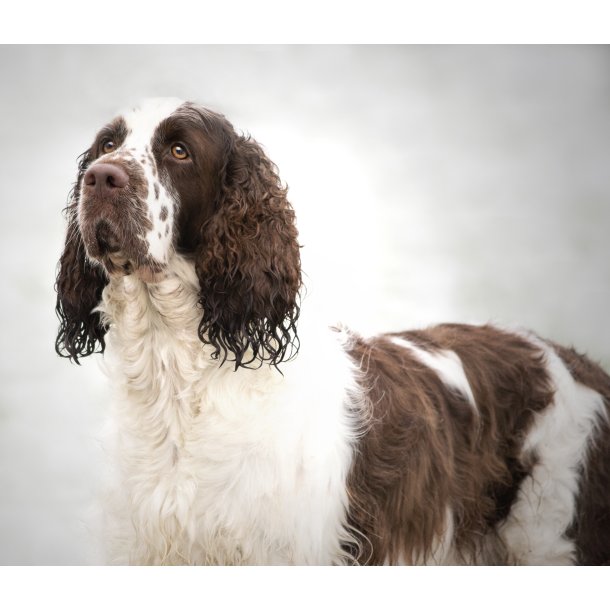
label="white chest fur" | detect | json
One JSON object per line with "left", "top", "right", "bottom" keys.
{"left": 97, "top": 257, "right": 359, "bottom": 565}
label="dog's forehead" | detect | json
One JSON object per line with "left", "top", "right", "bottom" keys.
{"left": 119, "top": 97, "right": 185, "bottom": 148}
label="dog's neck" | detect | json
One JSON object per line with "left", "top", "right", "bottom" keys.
{"left": 93, "top": 255, "right": 357, "bottom": 565}
{"left": 97, "top": 254, "right": 286, "bottom": 415}
{"left": 101, "top": 254, "right": 201, "bottom": 328}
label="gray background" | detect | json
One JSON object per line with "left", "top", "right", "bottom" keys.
{"left": 0, "top": 45, "right": 609, "bottom": 564}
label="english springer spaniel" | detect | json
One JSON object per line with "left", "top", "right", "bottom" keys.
{"left": 55, "top": 98, "right": 610, "bottom": 565}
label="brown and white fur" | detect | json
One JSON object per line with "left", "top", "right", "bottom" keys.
{"left": 55, "top": 98, "right": 610, "bottom": 565}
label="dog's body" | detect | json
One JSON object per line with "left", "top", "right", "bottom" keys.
{"left": 56, "top": 99, "right": 610, "bottom": 565}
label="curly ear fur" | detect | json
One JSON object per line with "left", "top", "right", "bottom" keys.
{"left": 195, "top": 129, "right": 302, "bottom": 369}
{"left": 55, "top": 151, "right": 108, "bottom": 363}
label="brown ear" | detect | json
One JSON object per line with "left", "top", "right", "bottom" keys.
{"left": 55, "top": 151, "right": 108, "bottom": 363}
{"left": 195, "top": 132, "right": 302, "bottom": 369}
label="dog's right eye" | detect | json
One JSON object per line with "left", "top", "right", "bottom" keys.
{"left": 102, "top": 140, "right": 116, "bottom": 154}
{"left": 171, "top": 143, "right": 189, "bottom": 160}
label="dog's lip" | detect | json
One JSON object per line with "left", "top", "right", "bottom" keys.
{"left": 133, "top": 264, "right": 166, "bottom": 284}
{"left": 101, "top": 255, "right": 166, "bottom": 284}
{"left": 82, "top": 222, "right": 166, "bottom": 283}
{"left": 107, "top": 251, "right": 130, "bottom": 267}
{"left": 106, "top": 251, "right": 166, "bottom": 283}
{"left": 95, "top": 220, "right": 122, "bottom": 254}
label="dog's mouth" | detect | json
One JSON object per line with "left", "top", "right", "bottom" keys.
{"left": 79, "top": 160, "right": 167, "bottom": 283}
{"left": 102, "top": 249, "right": 166, "bottom": 284}
{"left": 84, "top": 219, "right": 166, "bottom": 283}
{"left": 95, "top": 220, "right": 121, "bottom": 254}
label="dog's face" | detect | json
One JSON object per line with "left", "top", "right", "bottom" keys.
{"left": 78, "top": 99, "right": 225, "bottom": 281}
{"left": 56, "top": 99, "right": 301, "bottom": 368}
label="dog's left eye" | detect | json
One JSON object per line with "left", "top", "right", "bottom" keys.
{"left": 102, "top": 140, "right": 116, "bottom": 154}
{"left": 171, "top": 143, "right": 189, "bottom": 160}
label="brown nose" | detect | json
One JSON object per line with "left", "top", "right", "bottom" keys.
{"left": 84, "top": 163, "right": 129, "bottom": 196}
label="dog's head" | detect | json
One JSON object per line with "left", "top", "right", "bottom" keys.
{"left": 55, "top": 99, "right": 301, "bottom": 368}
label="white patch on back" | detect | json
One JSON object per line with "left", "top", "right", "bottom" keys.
{"left": 499, "top": 334, "right": 607, "bottom": 565}
{"left": 390, "top": 336, "right": 477, "bottom": 408}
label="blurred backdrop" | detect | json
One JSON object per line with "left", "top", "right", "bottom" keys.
{"left": 0, "top": 45, "right": 609, "bottom": 564}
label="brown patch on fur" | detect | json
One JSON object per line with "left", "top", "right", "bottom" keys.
{"left": 152, "top": 106, "right": 225, "bottom": 251}
{"left": 97, "top": 117, "right": 129, "bottom": 155}
{"left": 551, "top": 343, "right": 610, "bottom": 565}
{"left": 346, "top": 324, "right": 555, "bottom": 565}
{"left": 152, "top": 103, "right": 302, "bottom": 368}
{"left": 159, "top": 206, "right": 168, "bottom": 221}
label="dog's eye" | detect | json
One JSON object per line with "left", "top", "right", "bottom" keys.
{"left": 171, "top": 143, "right": 189, "bottom": 160}
{"left": 102, "top": 140, "right": 116, "bottom": 154}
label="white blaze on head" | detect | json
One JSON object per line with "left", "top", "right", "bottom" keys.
{"left": 120, "top": 97, "right": 185, "bottom": 150}
{"left": 119, "top": 98, "right": 185, "bottom": 264}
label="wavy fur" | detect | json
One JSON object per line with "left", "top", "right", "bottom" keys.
{"left": 55, "top": 102, "right": 301, "bottom": 368}
{"left": 194, "top": 124, "right": 301, "bottom": 368}
{"left": 55, "top": 149, "right": 108, "bottom": 362}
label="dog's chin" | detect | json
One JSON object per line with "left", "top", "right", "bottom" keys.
{"left": 133, "top": 264, "right": 166, "bottom": 284}
{"left": 100, "top": 252, "right": 166, "bottom": 284}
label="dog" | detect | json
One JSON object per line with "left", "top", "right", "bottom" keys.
{"left": 55, "top": 98, "right": 610, "bottom": 564}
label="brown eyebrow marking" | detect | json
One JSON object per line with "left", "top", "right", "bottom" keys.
{"left": 93, "top": 116, "right": 129, "bottom": 158}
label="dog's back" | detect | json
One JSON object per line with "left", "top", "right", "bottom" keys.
{"left": 346, "top": 323, "right": 610, "bottom": 565}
